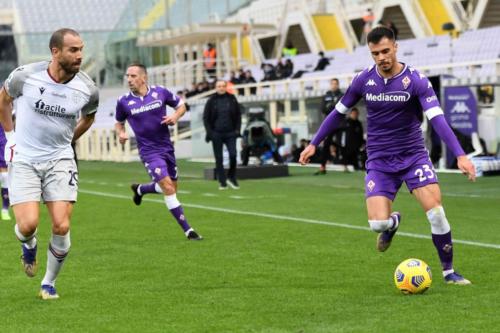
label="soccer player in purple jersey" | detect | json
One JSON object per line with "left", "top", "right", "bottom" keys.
{"left": 115, "top": 63, "right": 202, "bottom": 241}
{"left": 0, "top": 126, "right": 11, "bottom": 220}
{"left": 300, "top": 27, "right": 476, "bottom": 285}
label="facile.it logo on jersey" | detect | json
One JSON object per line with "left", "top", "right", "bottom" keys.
{"left": 34, "top": 99, "right": 75, "bottom": 119}
{"left": 35, "top": 99, "right": 66, "bottom": 113}
{"left": 365, "top": 91, "right": 411, "bottom": 103}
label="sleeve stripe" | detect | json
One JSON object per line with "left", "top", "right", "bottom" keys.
{"left": 335, "top": 101, "right": 349, "bottom": 114}
{"left": 425, "top": 106, "right": 444, "bottom": 120}
{"left": 174, "top": 98, "right": 185, "bottom": 109}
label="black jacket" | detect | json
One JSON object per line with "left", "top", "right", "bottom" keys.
{"left": 203, "top": 93, "right": 242, "bottom": 142}
{"left": 320, "top": 89, "right": 343, "bottom": 116}
{"left": 338, "top": 118, "right": 364, "bottom": 151}
{"left": 314, "top": 57, "right": 330, "bottom": 71}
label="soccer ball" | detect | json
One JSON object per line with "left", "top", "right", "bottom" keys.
{"left": 394, "top": 258, "right": 432, "bottom": 294}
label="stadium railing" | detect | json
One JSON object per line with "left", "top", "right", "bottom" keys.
{"left": 77, "top": 58, "right": 500, "bottom": 162}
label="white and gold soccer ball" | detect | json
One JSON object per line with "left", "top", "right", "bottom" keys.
{"left": 394, "top": 258, "right": 432, "bottom": 294}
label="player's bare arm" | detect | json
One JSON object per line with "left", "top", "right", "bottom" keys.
{"left": 0, "top": 88, "right": 14, "bottom": 132}
{"left": 72, "top": 113, "right": 95, "bottom": 143}
{"left": 299, "top": 144, "right": 316, "bottom": 165}
{"left": 161, "top": 103, "right": 186, "bottom": 125}
{"left": 115, "top": 121, "right": 128, "bottom": 144}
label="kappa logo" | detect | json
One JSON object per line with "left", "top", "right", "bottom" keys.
{"left": 366, "top": 79, "right": 377, "bottom": 86}
{"left": 128, "top": 100, "right": 136, "bottom": 106}
{"left": 451, "top": 101, "right": 471, "bottom": 113}
{"left": 367, "top": 180, "right": 376, "bottom": 192}
{"left": 39, "top": 87, "right": 45, "bottom": 94}
{"left": 402, "top": 76, "right": 411, "bottom": 89}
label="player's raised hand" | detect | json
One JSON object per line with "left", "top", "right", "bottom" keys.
{"left": 118, "top": 131, "right": 129, "bottom": 145}
{"left": 457, "top": 155, "right": 476, "bottom": 182}
{"left": 299, "top": 144, "right": 316, "bottom": 165}
{"left": 161, "top": 114, "right": 179, "bottom": 126}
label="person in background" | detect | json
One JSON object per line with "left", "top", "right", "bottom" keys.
{"left": 314, "top": 51, "right": 330, "bottom": 71}
{"left": 203, "top": 80, "right": 242, "bottom": 190}
{"left": 315, "top": 78, "right": 343, "bottom": 175}
{"left": 282, "top": 42, "right": 298, "bottom": 58}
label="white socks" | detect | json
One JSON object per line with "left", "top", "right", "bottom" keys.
{"left": 426, "top": 206, "right": 451, "bottom": 235}
{"left": 15, "top": 224, "right": 37, "bottom": 249}
{"left": 41, "top": 232, "right": 71, "bottom": 287}
{"left": 368, "top": 218, "right": 394, "bottom": 232}
{"left": 164, "top": 194, "right": 181, "bottom": 210}
{"left": 0, "top": 171, "right": 9, "bottom": 188}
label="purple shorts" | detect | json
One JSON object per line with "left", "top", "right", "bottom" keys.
{"left": 365, "top": 153, "right": 438, "bottom": 201}
{"left": 142, "top": 152, "right": 178, "bottom": 183}
{"left": 0, "top": 140, "right": 6, "bottom": 168}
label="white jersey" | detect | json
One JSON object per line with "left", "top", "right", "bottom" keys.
{"left": 4, "top": 61, "right": 98, "bottom": 162}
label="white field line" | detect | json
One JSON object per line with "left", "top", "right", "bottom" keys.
{"left": 79, "top": 189, "right": 500, "bottom": 250}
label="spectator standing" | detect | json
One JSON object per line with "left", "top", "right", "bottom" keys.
{"left": 203, "top": 80, "right": 242, "bottom": 190}
{"left": 315, "top": 78, "right": 343, "bottom": 175}
{"left": 203, "top": 43, "right": 217, "bottom": 78}
{"left": 338, "top": 107, "right": 364, "bottom": 170}
{"left": 282, "top": 42, "right": 298, "bottom": 58}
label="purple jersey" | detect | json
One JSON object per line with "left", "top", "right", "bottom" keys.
{"left": 0, "top": 127, "right": 6, "bottom": 167}
{"left": 337, "top": 64, "right": 440, "bottom": 172}
{"left": 0, "top": 126, "right": 6, "bottom": 145}
{"left": 115, "top": 86, "right": 183, "bottom": 159}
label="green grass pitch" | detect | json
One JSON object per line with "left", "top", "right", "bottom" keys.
{"left": 0, "top": 160, "right": 499, "bottom": 332}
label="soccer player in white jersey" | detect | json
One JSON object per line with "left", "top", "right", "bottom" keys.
{"left": 0, "top": 28, "right": 99, "bottom": 299}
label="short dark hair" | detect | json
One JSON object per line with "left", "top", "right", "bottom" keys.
{"left": 127, "top": 62, "right": 147, "bottom": 74}
{"left": 331, "top": 78, "right": 339, "bottom": 84}
{"left": 49, "top": 28, "right": 80, "bottom": 50}
{"left": 367, "top": 26, "right": 395, "bottom": 44}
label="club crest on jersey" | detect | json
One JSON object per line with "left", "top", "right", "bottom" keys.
{"left": 128, "top": 100, "right": 136, "bottom": 106}
{"left": 367, "top": 180, "right": 376, "bottom": 192}
{"left": 154, "top": 167, "right": 161, "bottom": 175}
{"left": 152, "top": 91, "right": 158, "bottom": 99}
{"left": 402, "top": 76, "right": 411, "bottom": 89}
{"left": 71, "top": 92, "right": 81, "bottom": 105}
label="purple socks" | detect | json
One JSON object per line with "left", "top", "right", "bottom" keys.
{"left": 432, "top": 231, "right": 453, "bottom": 271}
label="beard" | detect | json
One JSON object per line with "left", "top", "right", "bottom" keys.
{"left": 379, "top": 63, "right": 392, "bottom": 72}
{"left": 59, "top": 58, "right": 81, "bottom": 75}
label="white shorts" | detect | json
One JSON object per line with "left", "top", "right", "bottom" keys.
{"left": 8, "top": 159, "right": 78, "bottom": 205}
